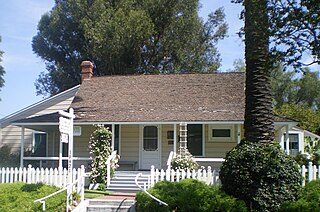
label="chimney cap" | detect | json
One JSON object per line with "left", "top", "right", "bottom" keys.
{"left": 81, "top": 61, "right": 93, "bottom": 68}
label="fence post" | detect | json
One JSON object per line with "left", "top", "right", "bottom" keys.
{"left": 27, "top": 164, "right": 32, "bottom": 184}
{"left": 150, "top": 166, "right": 155, "bottom": 186}
{"left": 80, "top": 165, "right": 85, "bottom": 202}
{"left": 308, "top": 162, "right": 313, "bottom": 182}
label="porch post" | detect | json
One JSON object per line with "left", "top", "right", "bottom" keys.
{"left": 173, "top": 124, "right": 177, "bottom": 153}
{"left": 237, "top": 124, "right": 241, "bottom": 144}
{"left": 279, "top": 127, "right": 284, "bottom": 150}
{"left": 285, "top": 125, "right": 290, "bottom": 155}
{"left": 59, "top": 133, "right": 63, "bottom": 170}
{"left": 20, "top": 126, "right": 25, "bottom": 168}
{"left": 111, "top": 124, "right": 115, "bottom": 151}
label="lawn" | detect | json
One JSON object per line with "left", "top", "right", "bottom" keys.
{"left": 84, "top": 189, "right": 109, "bottom": 199}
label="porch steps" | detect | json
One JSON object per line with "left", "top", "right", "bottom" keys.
{"left": 86, "top": 194, "right": 136, "bottom": 212}
{"left": 107, "top": 171, "right": 150, "bottom": 193}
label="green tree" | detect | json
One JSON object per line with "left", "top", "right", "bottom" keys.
{"left": 271, "top": 67, "right": 320, "bottom": 110}
{"left": 0, "top": 36, "right": 5, "bottom": 98}
{"left": 226, "top": 58, "right": 246, "bottom": 72}
{"left": 269, "top": 0, "right": 320, "bottom": 70}
{"left": 274, "top": 103, "right": 320, "bottom": 135}
{"left": 32, "top": 0, "right": 227, "bottom": 96}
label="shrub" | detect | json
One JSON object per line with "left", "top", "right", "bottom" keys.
{"left": 171, "top": 150, "right": 199, "bottom": 171}
{"left": 0, "top": 182, "right": 66, "bottom": 211}
{"left": 0, "top": 145, "right": 20, "bottom": 167}
{"left": 135, "top": 179, "right": 247, "bottom": 212}
{"left": 220, "top": 140, "right": 302, "bottom": 212}
{"left": 279, "top": 179, "right": 320, "bottom": 211}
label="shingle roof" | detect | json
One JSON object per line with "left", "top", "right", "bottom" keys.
{"left": 71, "top": 73, "right": 246, "bottom": 122}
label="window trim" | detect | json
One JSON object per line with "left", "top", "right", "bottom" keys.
{"left": 208, "top": 125, "right": 234, "bottom": 142}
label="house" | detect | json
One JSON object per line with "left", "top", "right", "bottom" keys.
{"left": 0, "top": 86, "right": 79, "bottom": 166}
{"left": 2, "top": 61, "right": 299, "bottom": 170}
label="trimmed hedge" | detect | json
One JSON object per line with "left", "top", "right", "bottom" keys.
{"left": 0, "top": 182, "right": 66, "bottom": 211}
{"left": 220, "top": 140, "right": 302, "bottom": 212}
{"left": 279, "top": 179, "right": 320, "bottom": 211}
{"left": 135, "top": 179, "right": 247, "bottom": 212}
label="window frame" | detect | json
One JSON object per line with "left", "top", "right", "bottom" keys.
{"left": 208, "top": 125, "right": 234, "bottom": 142}
{"left": 143, "top": 126, "right": 159, "bottom": 151}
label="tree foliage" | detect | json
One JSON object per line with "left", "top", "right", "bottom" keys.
{"left": 269, "top": 0, "right": 320, "bottom": 69}
{"left": 32, "top": 0, "right": 227, "bottom": 96}
{"left": 0, "top": 36, "right": 5, "bottom": 97}
{"left": 272, "top": 67, "right": 320, "bottom": 109}
{"left": 233, "top": 0, "right": 320, "bottom": 70}
{"left": 274, "top": 103, "right": 320, "bottom": 135}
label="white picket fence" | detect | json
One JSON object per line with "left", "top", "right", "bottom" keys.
{"left": 301, "top": 162, "right": 320, "bottom": 186}
{"left": 146, "top": 162, "right": 320, "bottom": 189}
{"left": 0, "top": 164, "right": 85, "bottom": 188}
{"left": 148, "top": 165, "right": 220, "bottom": 188}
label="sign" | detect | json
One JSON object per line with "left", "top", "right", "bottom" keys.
{"left": 61, "top": 133, "right": 69, "bottom": 143}
{"left": 59, "top": 117, "right": 71, "bottom": 134}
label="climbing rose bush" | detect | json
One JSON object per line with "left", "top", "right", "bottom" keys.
{"left": 89, "top": 125, "right": 119, "bottom": 185}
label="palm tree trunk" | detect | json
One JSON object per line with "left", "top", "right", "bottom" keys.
{"left": 244, "top": 0, "right": 274, "bottom": 143}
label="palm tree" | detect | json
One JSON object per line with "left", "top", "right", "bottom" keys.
{"left": 243, "top": 0, "right": 274, "bottom": 143}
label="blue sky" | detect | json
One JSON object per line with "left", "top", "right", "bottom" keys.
{"left": 0, "top": 0, "right": 244, "bottom": 118}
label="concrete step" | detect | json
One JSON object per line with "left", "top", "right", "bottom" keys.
{"left": 107, "top": 172, "right": 149, "bottom": 193}
{"left": 89, "top": 199, "right": 135, "bottom": 207}
{"left": 87, "top": 196, "right": 136, "bottom": 212}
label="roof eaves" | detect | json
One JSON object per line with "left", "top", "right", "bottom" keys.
{"left": 0, "top": 85, "right": 80, "bottom": 123}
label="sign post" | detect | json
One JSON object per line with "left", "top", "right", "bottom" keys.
{"left": 59, "top": 108, "right": 75, "bottom": 212}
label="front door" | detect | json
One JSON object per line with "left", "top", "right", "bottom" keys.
{"left": 140, "top": 125, "right": 160, "bottom": 169}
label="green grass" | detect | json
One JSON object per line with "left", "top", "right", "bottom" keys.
{"left": 0, "top": 182, "right": 66, "bottom": 212}
{"left": 84, "top": 190, "right": 109, "bottom": 199}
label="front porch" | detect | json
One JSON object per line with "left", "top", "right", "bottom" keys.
{"left": 16, "top": 121, "right": 296, "bottom": 171}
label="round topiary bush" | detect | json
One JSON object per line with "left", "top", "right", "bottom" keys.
{"left": 220, "top": 140, "right": 302, "bottom": 212}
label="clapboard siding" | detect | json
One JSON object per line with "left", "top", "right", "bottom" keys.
{"left": 32, "top": 96, "right": 76, "bottom": 117}
{"left": 204, "top": 124, "right": 238, "bottom": 158}
{"left": 119, "top": 125, "right": 139, "bottom": 162}
{"left": 73, "top": 125, "right": 94, "bottom": 157}
{"left": 161, "top": 124, "right": 174, "bottom": 169}
{"left": 0, "top": 125, "right": 33, "bottom": 153}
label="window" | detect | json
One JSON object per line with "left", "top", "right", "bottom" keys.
{"left": 209, "top": 125, "right": 233, "bottom": 142}
{"left": 212, "top": 129, "right": 231, "bottom": 137}
{"left": 284, "top": 133, "right": 299, "bottom": 156}
{"left": 104, "top": 125, "right": 120, "bottom": 153}
{"left": 33, "top": 132, "right": 47, "bottom": 157}
{"left": 187, "top": 124, "right": 203, "bottom": 156}
{"left": 143, "top": 126, "right": 158, "bottom": 151}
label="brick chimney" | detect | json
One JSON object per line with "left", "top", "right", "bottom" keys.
{"left": 80, "top": 61, "right": 93, "bottom": 82}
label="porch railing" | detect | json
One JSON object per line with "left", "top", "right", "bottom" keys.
{"left": 23, "top": 156, "right": 91, "bottom": 168}
{"left": 106, "top": 150, "right": 118, "bottom": 187}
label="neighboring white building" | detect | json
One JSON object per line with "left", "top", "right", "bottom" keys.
{"left": 281, "top": 126, "right": 320, "bottom": 156}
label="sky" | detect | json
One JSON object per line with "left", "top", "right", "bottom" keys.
{"left": 0, "top": 0, "right": 245, "bottom": 118}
